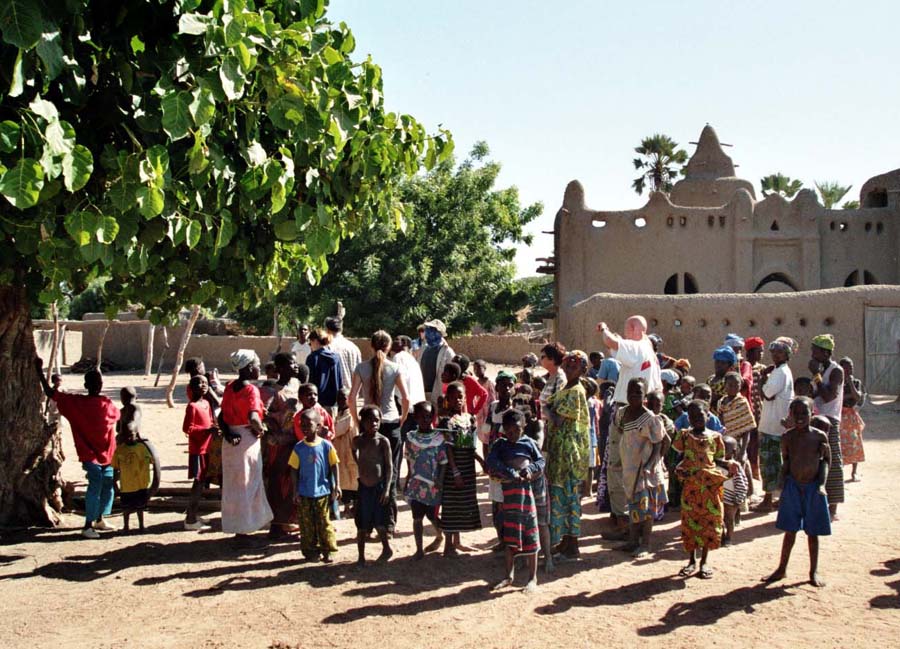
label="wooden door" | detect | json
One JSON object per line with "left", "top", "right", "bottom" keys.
{"left": 865, "top": 307, "right": 900, "bottom": 394}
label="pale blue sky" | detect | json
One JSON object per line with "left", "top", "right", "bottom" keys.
{"left": 328, "top": 1, "right": 900, "bottom": 277}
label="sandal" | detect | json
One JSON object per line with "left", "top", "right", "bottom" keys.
{"left": 679, "top": 564, "right": 697, "bottom": 577}
{"left": 699, "top": 566, "right": 714, "bottom": 579}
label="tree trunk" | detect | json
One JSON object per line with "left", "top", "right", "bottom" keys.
{"left": 165, "top": 305, "right": 201, "bottom": 408}
{"left": 95, "top": 320, "right": 111, "bottom": 368}
{"left": 144, "top": 323, "right": 155, "bottom": 376}
{"left": 0, "top": 285, "right": 65, "bottom": 527}
{"left": 46, "top": 302, "right": 59, "bottom": 380}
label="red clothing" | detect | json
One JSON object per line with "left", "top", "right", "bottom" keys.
{"left": 220, "top": 381, "right": 264, "bottom": 427}
{"left": 53, "top": 391, "right": 119, "bottom": 464}
{"left": 739, "top": 360, "right": 753, "bottom": 402}
{"left": 462, "top": 375, "right": 489, "bottom": 419}
{"left": 183, "top": 399, "right": 215, "bottom": 454}
{"left": 292, "top": 404, "right": 335, "bottom": 441}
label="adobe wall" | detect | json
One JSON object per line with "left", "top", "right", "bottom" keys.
{"left": 558, "top": 285, "right": 900, "bottom": 386}
{"left": 33, "top": 323, "right": 542, "bottom": 372}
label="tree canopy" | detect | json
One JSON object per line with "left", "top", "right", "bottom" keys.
{"left": 814, "top": 180, "right": 852, "bottom": 209}
{"left": 631, "top": 134, "right": 687, "bottom": 195}
{"left": 760, "top": 173, "right": 803, "bottom": 198}
{"left": 0, "top": 0, "right": 452, "bottom": 321}
{"left": 234, "top": 142, "right": 542, "bottom": 336}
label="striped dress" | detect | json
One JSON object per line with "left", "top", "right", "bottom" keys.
{"left": 439, "top": 414, "right": 482, "bottom": 533}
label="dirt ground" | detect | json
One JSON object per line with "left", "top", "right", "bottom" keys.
{"left": 2, "top": 369, "right": 899, "bottom": 649}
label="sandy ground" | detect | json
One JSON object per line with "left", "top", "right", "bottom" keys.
{"left": 2, "top": 369, "right": 899, "bottom": 649}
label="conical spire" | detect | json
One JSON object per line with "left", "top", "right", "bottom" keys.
{"left": 683, "top": 125, "right": 735, "bottom": 180}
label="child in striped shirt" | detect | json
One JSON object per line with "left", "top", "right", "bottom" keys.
{"left": 722, "top": 435, "right": 748, "bottom": 546}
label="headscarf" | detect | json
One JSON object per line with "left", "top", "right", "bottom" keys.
{"left": 230, "top": 349, "right": 259, "bottom": 372}
{"left": 496, "top": 370, "right": 517, "bottom": 382}
{"left": 724, "top": 333, "right": 744, "bottom": 349}
{"left": 745, "top": 336, "right": 765, "bottom": 351}
{"left": 660, "top": 369, "right": 680, "bottom": 386}
{"left": 811, "top": 333, "right": 835, "bottom": 351}
{"left": 713, "top": 346, "right": 737, "bottom": 364}
{"left": 769, "top": 336, "right": 797, "bottom": 355}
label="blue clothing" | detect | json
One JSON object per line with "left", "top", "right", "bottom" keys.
{"left": 486, "top": 437, "right": 545, "bottom": 482}
{"left": 674, "top": 412, "right": 724, "bottom": 433}
{"left": 288, "top": 439, "right": 338, "bottom": 498}
{"left": 83, "top": 462, "right": 115, "bottom": 524}
{"left": 305, "top": 348, "right": 343, "bottom": 407}
{"left": 597, "top": 358, "right": 621, "bottom": 383}
{"left": 776, "top": 475, "right": 832, "bottom": 536}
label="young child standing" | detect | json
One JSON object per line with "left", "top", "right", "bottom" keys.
{"left": 111, "top": 420, "right": 154, "bottom": 532}
{"left": 483, "top": 371, "right": 515, "bottom": 550}
{"left": 116, "top": 386, "right": 142, "bottom": 444}
{"left": 440, "top": 381, "right": 483, "bottom": 556}
{"left": 333, "top": 388, "right": 359, "bottom": 517}
{"left": 721, "top": 435, "right": 749, "bottom": 546}
{"left": 294, "top": 383, "right": 335, "bottom": 440}
{"left": 183, "top": 375, "right": 217, "bottom": 531}
{"left": 472, "top": 359, "right": 496, "bottom": 433}
{"left": 351, "top": 405, "right": 394, "bottom": 565}
{"left": 764, "top": 397, "right": 831, "bottom": 587}
{"left": 289, "top": 409, "right": 340, "bottom": 562}
{"left": 646, "top": 390, "right": 673, "bottom": 521}
{"left": 404, "top": 401, "right": 448, "bottom": 559}
{"left": 488, "top": 409, "right": 546, "bottom": 593}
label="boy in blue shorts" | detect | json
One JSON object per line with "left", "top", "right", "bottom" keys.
{"left": 764, "top": 397, "right": 831, "bottom": 587}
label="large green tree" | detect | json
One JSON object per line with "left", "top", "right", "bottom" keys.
{"left": 0, "top": 0, "right": 451, "bottom": 525}
{"left": 814, "top": 180, "right": 852, "bottom": 209}
{"left": 234, "top": 142, "right": 542, "bottom": 336}
{"left": 631, "top": 134, "right": 687, "bottom": 195}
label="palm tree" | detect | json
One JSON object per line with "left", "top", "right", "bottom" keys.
{"left": 632, "top": 134, "right": 688, "bottom": 195}
{"left": 815, "top": 180, "right": 852, "bottom": 208}
{"left": 841, "top": 200, "right": 860, "bottom": 210}
{"left": 760, "top": 173, "right": 803, "bottom": 198}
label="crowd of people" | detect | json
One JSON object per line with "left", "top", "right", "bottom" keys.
{"left": 35, "top": 314, "right": 868, "bottom": 591}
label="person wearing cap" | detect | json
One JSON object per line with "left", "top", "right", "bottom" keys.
{"left": 755, "top": 337, "right": 796, "bottom": 512}
{"left": 219, "top": 349, "right": 274, "bottom": 536}
{"left": 708, "top": 346, "right": 738, "bottom": 413}
{"left": 809, "top": 334, "right": 845, "bottom": 519}
{"left": 724, "top": 334, "right": 754, "bottom": 402}
{"left": 598, "top": 316, "right": 662, "bottom": 405}
{"left": 324, "top": 317, "right": 361, "bottom": 395}
{"left": 419, "top": 319, "right": 455, "bottom": 409}
{"left": 744, "top": 336, "right": 766, "bottom": 480}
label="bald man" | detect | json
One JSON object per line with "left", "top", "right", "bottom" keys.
{"left": 598, "top": 316, "right": 662, "bottom": 404}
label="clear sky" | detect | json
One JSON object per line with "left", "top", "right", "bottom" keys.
{"left": 327, "top": 1, "right": 900, "bottom": 277}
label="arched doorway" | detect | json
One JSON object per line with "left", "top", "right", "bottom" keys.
{"left": 664, "top": 273, "right": 700, "bottom": 295}
{"left": 845, "top": 270, "right": 881, "bottom": 286}
{"left": 754, "top": 272, "right": 798, "bottom": 293}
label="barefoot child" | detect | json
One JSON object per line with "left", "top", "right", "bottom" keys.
{"left": 116, "top": 386, "right": 143, "bottom": 443}
{"left": 838, "top": 357, "right": 866, "bottom": 482}
{"left": 764, "top": 397, "right": 831, "bottom": 587}
{"left": 482, "top": 370, "right": 516, "bottom": 550}
{"left": 718, "top": 372, "right": 757, "bottom": 512}
{"left": 351, "top": 405, "right": 394, "bottom": 565}
{"left": 289, "top": 409, "right": 340, "bottom": 562}
{"left": 488, "top": 409, "right": 545, "bottom": 593}
{"left": 404, "top": 401, "right": 448, "bottom": 558}
{"left": 673, "top": 400, "right": 738, "bottom": 579}
{"left": 439, "top": 381, "right": 483, "bottom": 555}
{"left": 111, "top": 419, "right": 153, "bottom": 532}
{"left": 721, "top": 435, "right": 748, "bottom": 546}
{"left": 183, "top": 375, "right": 217, "bottom": 531}
{"left": 333, "top": 388, "right": 359, "bottom": 517}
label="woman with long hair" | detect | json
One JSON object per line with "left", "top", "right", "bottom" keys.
{"left": 348, "top": 330, "right": 410, "bottom": 533}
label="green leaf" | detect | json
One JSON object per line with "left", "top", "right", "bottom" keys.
{"left": 188, "top": 131, "right": 209, "bottom": 175}
{"left": 321, "top": 45, "right": 341, "bottom": 66}
{"left": 29, "top": 97, "right": 58, "bottom": 121}
{"left": 219, "top": 56, "right": 245, "bottom": 100}
{"left": 64, "top": 211, "right": 97, "bottom": 246}
{"left": 0, "top": 158, "right": 44, "bottom": 208}
{"left": 9, "top": 48, "right": 24, "bottom": 97}
{"left": 188, "top": 87, "right": 215, "bottom": 126}
{"left": 161, "top": 90, "right": 192, "bottom": 141}
{"left": 274, "top": 218, "right": 297, "bottom": 241}
{"left": 268, "top": 94, "right": 305, "bottom": 130}
{"left": 96, "top": 215, "right": 119, "bottom": 244}
{"left": 45, "top": 119, "right": 74, "bottom": 156}
{"left": 178, "top": 13, "right": 214, "bottom": 35}
{"left": 215, "top": 212, "right": 235, "bottom": 249}
{"left": 62, "top": 144, "right": 93, "bottom": 191}
{"left": 0, "top": 121, "right": 20, "bottom": 153}
{"left": 136, "top": 186, "right": 165, "bottom": 218}
{"left": 36, "top": 27, "right": 65, "bottom": 80}
{"left": 191, "top": 281, "right": 216, "bottom": 305}
{"left": 130, "top": 35, "right": 145, "bottom": 54}
{"left": 223, "top": 15, "right": 244, "bottom": 47}
{"left": 0, "top": 0, "right": 43, "bottom": 49}
{"left": 233, "top": 41, "right": 253, "bottom": 72}
{"left": 185, "top": 219, "right": 201, "bottom": 249}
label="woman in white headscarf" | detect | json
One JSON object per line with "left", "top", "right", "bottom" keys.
{"left": 219, "top": 349, "right": 273, "bottom": 537}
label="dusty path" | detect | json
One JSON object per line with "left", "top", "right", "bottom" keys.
{"left": 2, "top": 372, "right": 898, "bottom": 649}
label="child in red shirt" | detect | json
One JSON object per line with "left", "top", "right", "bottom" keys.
{"left": 183, "top": 375, "right": 218, "bottom": 530}
{"left": 293, "top": 383, "right": 335, "bottom": 441}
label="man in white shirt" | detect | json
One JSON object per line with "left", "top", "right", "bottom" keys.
{"left": 391, "top": 335, "right": 426, "bottom": 406}
{"left": 597, "top": 316, "right": 662, "bottom": 404}
{"left": 756, "top": 336, "right": 795, "bottom": 511}
{"left": 325, "top": 316, "right": 361, "bottom": 392}
{"left": 290, "top": 323, "right": 311, "bottom": 366}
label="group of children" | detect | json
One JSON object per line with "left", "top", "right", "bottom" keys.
{"left": 42, "top": 327, "right": 869, "bottom": 591}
